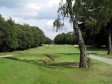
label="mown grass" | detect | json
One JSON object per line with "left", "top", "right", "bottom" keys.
{"left": 0, "top": 44, "right": 112, "bottom": 84}
{"left": 87, "top": 46, "right": 107, "bottom": 54}
{"left": 87, "top": 45, "right": 112, "bottom": 59}
{"left": 96, "top": 54, "right": 112, "bottom": 59}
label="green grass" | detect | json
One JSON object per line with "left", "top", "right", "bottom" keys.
{"left": 96, "top": 54, "right": 112, "bottom": 59}
{"left": 86, "top": 45, "right": 112, "bottom": 59}
{"left": 0, "top": 52, "right": 11, "bottom": 56}
{"left": 87, "top": 45, "right": 107, "bottom": 54}
{"left": 0, "top": 44, "right": 112, "bottom": 84}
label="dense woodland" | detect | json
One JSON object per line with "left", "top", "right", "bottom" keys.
{"left": 0, "top": 15, "right": 52, "bottom": 52}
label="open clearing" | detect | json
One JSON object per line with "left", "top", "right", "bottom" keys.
{"left": 0, "top": 45, "right": 112, "bottom": 84}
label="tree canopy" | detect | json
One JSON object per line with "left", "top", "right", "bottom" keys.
{"left": 0, "top": 14, "right": 48, "bottom": 52}
{"left": 54, "top": 0, "right": 112, "bottom": 68}
{"left": 54, "top": 32, "right": 77, "bottom": 44}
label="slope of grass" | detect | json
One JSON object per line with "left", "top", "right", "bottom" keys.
{"left": 0, "top": 57, "right": 112, "bottom": 84}
{"left": 0, "top": 44, "right": 112, "bottom": 84}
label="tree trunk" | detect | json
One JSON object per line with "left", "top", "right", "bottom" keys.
{"left": 74, "top": 26, "right": 88, "bottom": 68}
{"left": 108, "top": 24, "right": 112, "bottom": 55}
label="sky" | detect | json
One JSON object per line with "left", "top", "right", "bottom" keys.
{"left": 0, "top": 0, "right": 73, "bottom": 39}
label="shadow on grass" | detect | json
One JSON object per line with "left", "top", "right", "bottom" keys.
{"left": 58, "top": 53, "right": 79, "bottom": 55}
{"left": 4, "top": 57, "right": 79, "bottom": 68}
{"left": 48, "top": 62, "right": 79, "bottom": 68}
{"left": 4, "top": 57, "right": 20, "bottom": 61}
{"left": 3, "top": 57, "right": 98, "bottom": 69}
{"left": 4, "top": 57, "right": 54, "bottom": 66}
{"left": 58, "top": 53, "right": 98, "bottom": 55}
{"left": 75, "top": 45, "right": 107, "bottom": 53}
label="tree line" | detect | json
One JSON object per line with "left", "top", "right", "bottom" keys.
{"left": 0, "top": 15, "right": 52, "bottom": 52}
{"left": 54, "top": 32, "right": 77, "bottom": 44}
{"left": 54, "top": 25, "right": 111, "bottom": 48}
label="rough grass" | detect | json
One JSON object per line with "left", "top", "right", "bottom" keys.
{"left": 0, "top": 44, "right": 112, "bottom": 84}
{"left": 0, "top": 52, "right": 11, "bottom": 56}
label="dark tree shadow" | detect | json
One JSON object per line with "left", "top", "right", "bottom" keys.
{"left": 58, "top": 52, "right": 99, "bottom": 55}
{"left": 48, "top": 62, "right": 79, "bottom": 68}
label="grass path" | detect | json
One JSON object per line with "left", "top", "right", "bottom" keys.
{"left": 89, "top": 54, "right": 112, "bottom": 65}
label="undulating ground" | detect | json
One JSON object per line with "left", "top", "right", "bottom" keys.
{"left": 0, "top": 45, "right": 112, "bottom": 84}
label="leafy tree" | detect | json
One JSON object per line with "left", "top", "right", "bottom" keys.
{"left": 44, "top": 37, "right": 53, "bottom": 44}
{"left": 17, "top": 24, "right": 26, "bottom": 50}
{"left": 54, "top": 33, "right": 66, "bottom": 44}
{"left": 54, "top": 0, "right": 88, "bottom": 68}
{"left": 0, "top": 15, "right": 5, "bottom": 51}
{"left": 38, "top": 28, "right": 46, "bottom": 46}
{"left": 17, "top": 24, "right": 31, "bottom": 49}
{"left": 54, "top": 32, "right": 77, "bottom": 44}
{"left": 83, "top": 0, "right": 112, "bottom": 54}
{"left": 0, "top": 18, "right": 19, "bottom": 51}
{"left": 23, "top": 24, "right": 34, "bottom": 48}
{"left": 6, "top": 18, "right": 19, "bottom": 50}
{"left": 0, "top": 14, "right": 47, "bottom": 51}
{"left": 31, "top": 26, "right": 40, "bottom": 47}
{"left": 65, "top": 32, "right": 76, "bottom": 44}
{"left": 54, "top": 0, "right": 112, "bottom": 67}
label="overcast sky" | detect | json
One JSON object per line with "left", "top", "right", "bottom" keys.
{"left": 0, "top": 0, "right": 73, "bottom": 39}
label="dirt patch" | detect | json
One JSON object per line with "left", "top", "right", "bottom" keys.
{"left": 44, "top": 54, "right": 60, "bottom": 61}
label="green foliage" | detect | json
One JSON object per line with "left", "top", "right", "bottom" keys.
{"left": 54, "top": 0, "right": 112, "bottom": 67}
{"left": 55, "top": 0, "right": 112, "bottom": 33}
{"left": 79, "top": 23, "right": 109, "bottom": 46}
{"left": 54, "top": 33, "right": 66, "bottom": 44}
{"left": 53, "top": 18, "right": 64, "bottom": 31}
{"left": 81, "top": 0, "right": 112, "bottom": 34}
{"left": 5, "top": 18, "right": 19, "bottom": 50}
{"left": 44, "top": 37, "right": 53, "bottom": 44}
{"left": 54, "top": 32, "right": 77, "bottom": 44}
{"left": 65, "top": 32, "right": 77, "bottom": 44}
{"left": 87, "top": 57, "right": 91, "bottom": 67}
{"left": 38, "top": 29, "right": 46, "bottom": 45}
{"left": 54, "top": 26, "right": 109, "bottom": 46}
{"left": 0, "top": 15, "right": 5, "bottom": 47}
{"left": 0, "top": 14, "right": 46, "bottom": 52}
